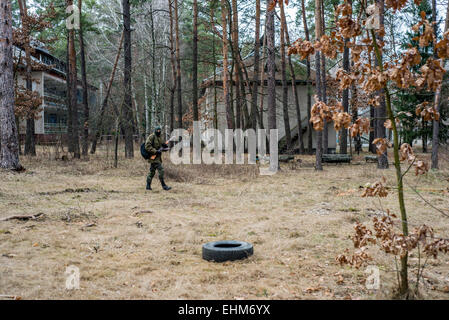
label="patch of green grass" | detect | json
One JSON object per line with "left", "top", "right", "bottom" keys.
{"left": 256, "top": 288, "right": 269, "bottom": 297}
{"left": 338, "top": 207, "right": 360, "bottom": 212}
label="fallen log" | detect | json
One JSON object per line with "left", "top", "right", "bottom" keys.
{"left": 0, "top": 213, "right": 45, "bottom": 222}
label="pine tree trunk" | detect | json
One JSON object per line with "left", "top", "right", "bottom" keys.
{"left": 231, "top": 0, "right": 242, "bottom": 128}
{"left": 18, "top": 0, "right": 36, "bottom": 156}
{"left": 0, "top": 0, "right": 21, "bottom": 169}
{"left": 250, "top": 0, "right": 261, "bottom": 130}
{"left": 192, "top": 0, "right": 199, "bottom": 122}
{"left": 174, "top": 0, "right": 183, "bottom": 129}
{"left": 266, "top": 1, "right": 276, "bottom": 133}
{"left": 301, "top": 0, "right": 313, "bottom": 155}
{"left": 376, "top": 0, "right": 388, "bottom": 169}
{"left": 351, "top": 69, "right": 362, "bottom": 154}
{"left": 66, "top": 32, "right": 73, "bottom": 153}
{"left": 168, "top": 0, "right": 176, "bottom": 134}
{"left": 340, "top": 39, "right": 350, "bottom": 154}
{"left": 279, "top": 0, "right": 291, "bottom": 151}
{"left": 67, "top": 0, "right": 80, "bottom": 159}
{"left": 431, "top": 0, "right": 449, "bottom": 169}
{"left": 238, "top": 60, "right": 250, "bottom": 129}
{"left": 221, "top": 0, "right": 233, "bottom": 130}
{"left": 150, "top": 1, "right": 156, "bottom": 128}
{"left": 315, "top": 0, "right": 323, "bottom": 170}
{"left": 210, "top": 1, "right": 218, "bottom": 129}
{"left": 321, "top": 0, "right": 328, "bottom": 154}
{"left": 144, "top": 75, "right": 150, "bottom": 137}
{"left": 79, "top": 0, "right": 89, "bottom": 158}
{"left": 122, "top": 0, "right": 134, "bottom": 158}
{"left": 259, "top": 25, "right": 267, "bottom": 130}
{"left": 422, "top": 121, "right": 427, "bottom": 153}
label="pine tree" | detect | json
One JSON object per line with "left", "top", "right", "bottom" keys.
{"left": 0, "top": 0, "right": 21, "bottom": 170}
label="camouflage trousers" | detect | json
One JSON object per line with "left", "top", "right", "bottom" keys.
{"left": 147, "top": 162, "right": 164, "bottom": 182}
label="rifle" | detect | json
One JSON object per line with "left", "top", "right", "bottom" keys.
{"left": 150, "top": 141, "right": 171, "bottom": 160}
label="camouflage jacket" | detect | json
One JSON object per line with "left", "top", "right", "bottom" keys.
{"left": 145, "top": 133, "right": 165, "bottom": 164}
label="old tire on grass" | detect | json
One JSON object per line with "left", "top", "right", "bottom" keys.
{"left": 202, "top": 240, "right": 253, "bottom": 262}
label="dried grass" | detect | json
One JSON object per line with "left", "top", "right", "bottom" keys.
{"left": 0, "top": 148, "right": 448, "bottom": 300}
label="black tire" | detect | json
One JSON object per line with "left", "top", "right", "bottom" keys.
{"left": 202, "top": 240, "right": 253, "bottom": 262}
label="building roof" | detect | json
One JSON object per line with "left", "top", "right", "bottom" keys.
{"left": 14, "top": 43, "right": 98, "bottom": 91}
{"left": 201, "top": 50, "right": 316, "bottom": 88}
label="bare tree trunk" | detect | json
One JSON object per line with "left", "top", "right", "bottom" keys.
{"left": 174, "top": 0, "right": 183, "bottom": 129}
{"left": 18, "top": 0, "right": 36, "bottom": 156}
{"left": 221, "top": 0, "right": 233, "bottom": 130}
{"left": 266, "top": 0, "right": 276, "bottom": 132}
{"left": 144, "top": 74, "right": 150, "bottom": 136}
{"left": 0, "top": 0, "right": 21, "bottom": 169}
{"left": 231, "top": 0, "right": 242, "bottom": 128}
{"left": 230, "top": 57, "right": 235, "bottom": 127}
{"left": 149, "top": 2, "right": 156, "bottom": 128}
{"left": 352, "top": 68, "right": 362, "bottom": 154}
{"left": 78, "top": 0, "right": 89, "bottom": 158}
{"left": 66, "top": 32, "right": 73, "bottom": 153}
{"left": 168, "top": 0, "right": 176, "bottom": 134}
{"left": 250, "top": 0, "right": 261, "bottom": 130}
{"left": 279, "top": 0, "right": 292, "bottom": 151}
{"left": 422, "top": 120, "right": 427, "bottom": 153}
{"left": 114, "top": 120, "right": 119, "bottom": 167}
{"left": 371, "top": 24, "right": 409, "bottom": 298}
{"left": 192, "top": 0, "right": 199, "bottom": 122}
{"left": 321, "top": 0, "right": 328, "bottom": 154}
{"left": 339, "top": 0, "right": 351, "bottom": 155}
{"left": 281, "top": 2, "right": 304, "bottom": 154}
{"left": 431, "top": 0, "right": 449, "bottom": 169}
{"left": 236, "top": 50, "right": 252, "bottom": 129}
{"left": 315, "top": 0, "right": 323, "bottom": 170}
{"left": 91, "top": 31, "right": 124, "bottom": 154}
{"left": 67, "top": 0, "right": 80, "bottom": 159}
{"left": 238, "top": 65, "right": 250, "bottom": 129}
{"left": 258, "top": 27, "right": 267, "bottom": 130}
{"left": 340, "top": 40, "right": 350, "bottom": 154}
{"left": 301, "top": 0, "right": 313, "bottom": 155}
{"left": 122, "top": 0, "right": 134, "bottom": 158}
{"left": 132, "top": 81, "right": 140, "bottom": 139}
{"left": 112, "top": 97, "right": 120, "bottom": 168}
{"left": 369, "top": 105, "right": 376, "bottom": 153}
{"left": 210, "top": 1, "right": 218, "bottom": 129}
{"left": 376, "top": 0, "right": 388, "bottom": 169}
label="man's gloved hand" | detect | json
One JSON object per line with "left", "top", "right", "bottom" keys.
{"left": 162, "top": 143, "right": 169, "bottom": 149}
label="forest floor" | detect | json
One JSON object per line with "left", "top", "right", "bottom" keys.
{"left": 1, "top": 146, "right": 449, "bottom": 300}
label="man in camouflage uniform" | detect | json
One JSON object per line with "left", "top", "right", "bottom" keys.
{"left": 145, "top": 126, "right": 171, "bottom": 191}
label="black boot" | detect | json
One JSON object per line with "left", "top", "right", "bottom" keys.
{"left": 160, "top": 178, "right": 171, "bottom": 191}
{"left": 146, "top": 177, "right": 153, "bottom": 190}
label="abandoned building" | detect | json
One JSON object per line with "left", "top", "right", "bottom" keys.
{"left": 200, "top": 52, "right": 337, "bottom": 153}
{"left": 14, "top": 44, "right": 97, "bottom": 143}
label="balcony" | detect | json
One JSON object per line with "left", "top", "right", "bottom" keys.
{"left": 44, "top": 123, "right": 68, "bottom": 134}
{"left": 44, "top": 100, "right": 67, "bottom": 111}
{"left": 44, "top": 92, "right": 66, "bottom": 102}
